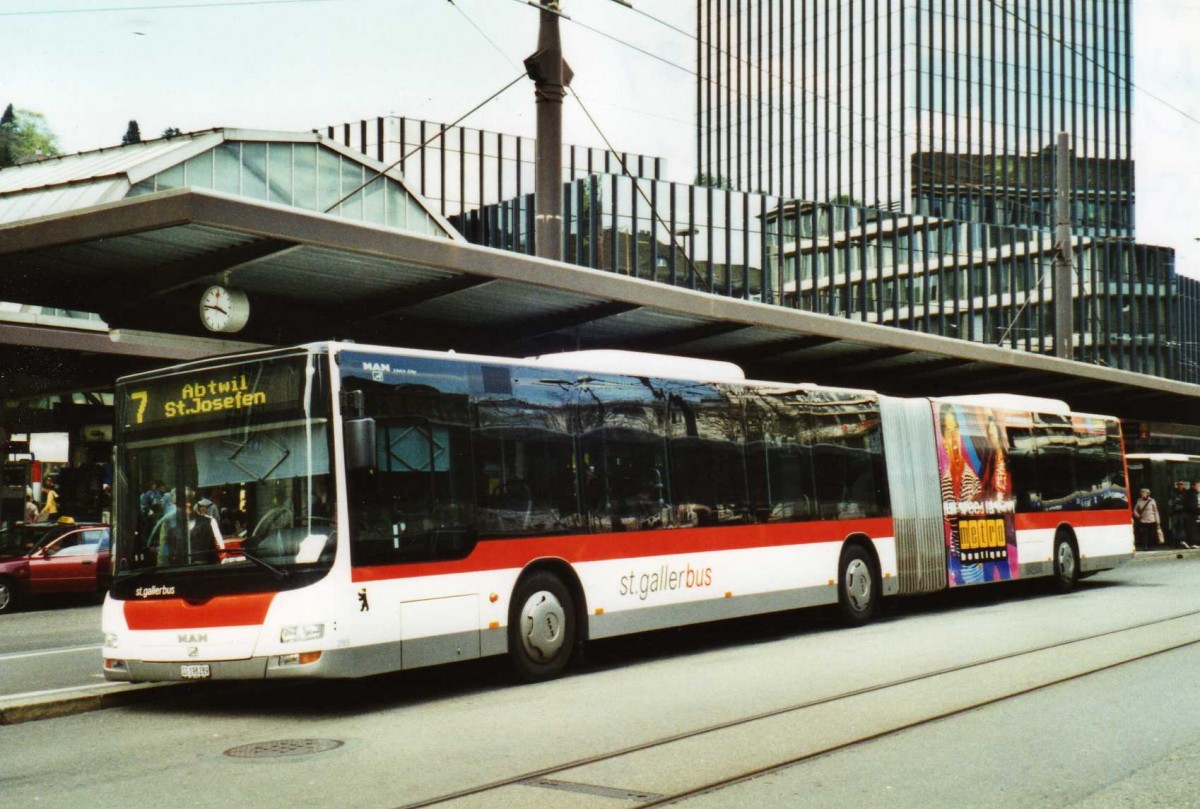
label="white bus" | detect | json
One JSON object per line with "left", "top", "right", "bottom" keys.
{"left": 102, "top": 342, "right": 1134, "bottom": 682}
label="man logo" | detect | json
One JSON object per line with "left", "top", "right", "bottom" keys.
{"left": 178, "top": 633, "right": 208, "bottom": 643}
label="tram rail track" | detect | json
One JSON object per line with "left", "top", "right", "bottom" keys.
{"left": 396, "top": 610, "right": 1200, "bottom": 808}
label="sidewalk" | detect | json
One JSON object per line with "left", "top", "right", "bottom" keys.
{"left": 1132, "top": 544, "right": 1200, "bottom": 561}
{"left": 0, "top": 681, "right": 177, "bottom": 726}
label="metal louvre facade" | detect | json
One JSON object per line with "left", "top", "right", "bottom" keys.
{"left": 320, "top": 115, "right": 664, "bottom": 223}
{"left": 695, "top": 0, "right": 1134, "bottom": 239}
{"left": 457, "top": 181, "right": 1186, "bottom": 382}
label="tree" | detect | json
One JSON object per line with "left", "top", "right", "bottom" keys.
{"left": 0, "top": 105, "right": 61, "bottom": 168}
{"left": 0, "top": 104, "right": 14, "bottom": 167}
{"left": 694, "top": 172, "right": 732, "bottom": 190}
{"left": 162, "top": 126, "right": 181, "bottom": 138}
{"left": 122, "top": 120, "right": 142, "bottom": 145}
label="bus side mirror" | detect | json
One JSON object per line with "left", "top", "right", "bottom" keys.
{"left": 345, "top": 418, "right": 376, "bottom": 472}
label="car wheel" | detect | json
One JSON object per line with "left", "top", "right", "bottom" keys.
{"left": 0, "top": 576, "right": 19, "bottom": 614}
{"left": 838, "top": 543, "right": 879, "bottom": 626}
{"left": 508, "top": 571, "right": 576, "bottom": 683}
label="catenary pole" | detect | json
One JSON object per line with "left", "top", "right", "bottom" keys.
{"left": 1054, "top": 131, "right": 1075, "bottom": 359}
{"left": 526, "top": 1, "right": 572, "bottom": 261}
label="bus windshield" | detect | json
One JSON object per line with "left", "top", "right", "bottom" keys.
{"left": 110, "top": 352, "right": 335, "bottom": 595}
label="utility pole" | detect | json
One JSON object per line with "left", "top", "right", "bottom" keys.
{"left": 1053, "top": 131, "right": 1074, "bottom": 360}
{"left": 525, "top": 1, "right": 573, "bottom": 262}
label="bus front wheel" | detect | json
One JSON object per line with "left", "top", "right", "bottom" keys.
{"left": 508, "top": 571, "right": 576, "bottom": 683}
{"left": 837, "top": 544, "right": 879, "bottom": 626}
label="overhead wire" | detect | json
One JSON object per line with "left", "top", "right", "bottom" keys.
{"left": 323, "top": 70, "right": 527, "bottom": 214}
{"left": 472, "top": 1, "right": 1148, "bottom": 358}
{"left": 568, "top": 85, "right": 711, "bottom": 293}
{"left": 0, "top": 0, "right": 331, "bottom": 15}
{"left": 492, "top": 3, "right": 1108, "bottom": 343}
{"left": 595, "top": 1, "right": 1171, "bottom": 235}
{"left": 445, "top": 0, "right": 523, "bottom": 71}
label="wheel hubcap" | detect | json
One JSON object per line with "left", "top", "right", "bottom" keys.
{"left": 518, "top": 590, "right": 566, "bottom": 662}
{"left": 1058, "top": 542, "right": 1076, "bottom": 580}
{"left": 0, "top": 583, "right": 10, "bottom": 611}
{"left": 844, "top": 559, "right": 872, "bottom": 612}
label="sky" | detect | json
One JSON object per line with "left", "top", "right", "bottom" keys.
{"left": 3, "top": 0, "right": 1199, "bottom": 277}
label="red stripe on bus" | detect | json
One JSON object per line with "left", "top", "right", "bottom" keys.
{"left": 124, "top": 592, "right": 276, "bottom": 630}
{"left": 1014, "top": 509, "right": 1132, "bottom": 532}
{"left": 350, "top": 516, "right": 895, "bottom": 583}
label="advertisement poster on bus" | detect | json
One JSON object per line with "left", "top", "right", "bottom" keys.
{"left": 935, "top": 402, "right": 1019, "bottom": 586}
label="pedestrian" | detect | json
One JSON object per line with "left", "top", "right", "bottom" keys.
{"left": 36, "top": 479, "right": 59, "bottom": 522}
{"left": 23, "top": 493, "right": 38, "bottom": 523}
{"left": 1171, "top": 480, "right": 1189, "bottom": 547}
{"left": 189, "top": 498, "right": 225, "bottom": 565}
{"left": 139, "top": 481, "right": 163, "bottom": 521}
{"left": 1185, "top": 482, "right": 1200, "bottom": 549}
{"left": 1133, "top": 488, "right": 1162, "bottom": 550}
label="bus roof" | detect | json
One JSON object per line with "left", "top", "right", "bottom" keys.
{"left": 526, "top": 349, "right": 746, "bottom": 382}
{"left": 1126, "top": 453, "right": 1200, "bottom": 463}
{"left": 934, "top": 393, "right": 1072, "bottom": 415}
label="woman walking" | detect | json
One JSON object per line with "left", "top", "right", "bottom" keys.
{"left": 1133, "top": 488, "right": 1162, "bottom": 551}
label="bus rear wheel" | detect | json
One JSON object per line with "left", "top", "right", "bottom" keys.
{"left": 1052, "top": 533, "right": 1079, "bottom": 593}
{"left": 508, "top": 571, "right": 576, "bottom": 683}
{"left": 837, "top": 544, "right": 879, "bottom": 626}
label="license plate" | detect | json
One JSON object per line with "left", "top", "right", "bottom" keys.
{"left": 180, "top": 664, "right": 211, "bottom": 679}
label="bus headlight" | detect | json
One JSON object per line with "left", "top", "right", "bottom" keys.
{"left": 280, "top": 623, "right": 325, "bottom": 643}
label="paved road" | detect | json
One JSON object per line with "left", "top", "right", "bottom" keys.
{"left": 0, "top": 599, "right": 104, "bottom": 699}
{"left": 2, "top": 553, "right": 1199, "bottom": 807}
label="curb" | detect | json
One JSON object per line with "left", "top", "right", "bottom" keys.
{"left": 0, "top": 682, "right": 180, "bottom": 726}
{"left": 1131, "top": 547, "right": 1200, "bottom": 563}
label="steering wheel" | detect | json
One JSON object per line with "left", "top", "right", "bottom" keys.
{"left": 252, "top": 507, "right": 293, "bottom": 538}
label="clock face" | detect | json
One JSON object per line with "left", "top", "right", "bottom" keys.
{"left": 199, "top": 285, "right": 249, "bottom": 333}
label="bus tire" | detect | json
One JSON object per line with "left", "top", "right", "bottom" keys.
{"left": 0, "top": 576, "right": 19, "bottom": 614}
{"left": 837, "top": 544, "right": 878, "bottom": 626}
{"left": 508, "top": 571, "right": 576, "bottom": 683}
{"left": 1052, "top": 532, "right": 1079, "bottom": 593}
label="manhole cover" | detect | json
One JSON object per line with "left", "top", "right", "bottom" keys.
{"left": 224, "top": 739, "right": 344, "bottom": 758}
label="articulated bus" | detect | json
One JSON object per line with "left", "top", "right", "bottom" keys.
{"left": 102, "top": 342, "right": 1133, "bottom": 683}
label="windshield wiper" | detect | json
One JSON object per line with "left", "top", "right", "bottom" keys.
{"left": 230, "top": 547, "right": 289, "bottom": 580}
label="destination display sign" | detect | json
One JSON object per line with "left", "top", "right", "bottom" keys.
{"left": 119, "top": 358, "right": 306, "bottom": 431}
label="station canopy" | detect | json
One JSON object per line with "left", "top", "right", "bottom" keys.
{"left": 1, "top": 129, "right": 1198, "bottom": 424}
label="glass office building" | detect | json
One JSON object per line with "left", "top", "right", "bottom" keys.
{"left": 696, "top": 0, "right": 1134, "bottom": 239}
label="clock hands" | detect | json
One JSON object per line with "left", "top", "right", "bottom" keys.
{"left": 204, "top": 304, "right": 228, "bottom": 315}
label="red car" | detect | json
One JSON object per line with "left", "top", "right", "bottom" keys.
{"left": 0, "top": 520, "right": 112, "bottom": 613}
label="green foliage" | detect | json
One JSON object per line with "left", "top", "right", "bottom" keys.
{"left": 162, "top": 126, "right": 181, "bottom": 139}
{"left": 121, "top": 120, "right": 142, "bottom": 145}
{"left": 694, "top": 172, "right": 732, "bottom": 190}
{"left": 830, "top": 194, "right": 865, "bottom": 207}
{"left": 0, "top": 105, "right": 61, "bottom": 168}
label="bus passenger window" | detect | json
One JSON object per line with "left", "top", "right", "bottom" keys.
{"left": 666, "top": 382, "right": 749, "bottom": 527}
{"left": 345, "top": 381, "right": 476, "bottom": 565}
{"left": 744, "top": 391, "right": 816, "bottom": 523}
{"left": 473, "top": 372, "right": 579, "bottom": 537}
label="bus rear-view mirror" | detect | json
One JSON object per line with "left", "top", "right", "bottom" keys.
{"left": 345, "top": 418, "right": 376, "bottom": 472}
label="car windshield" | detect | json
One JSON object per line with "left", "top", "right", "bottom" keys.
{"left": 0, "top": 524, "right": 47, "bottom": 557}
{"left": 111, "top": 353, "right": 336, "bottom": 591}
